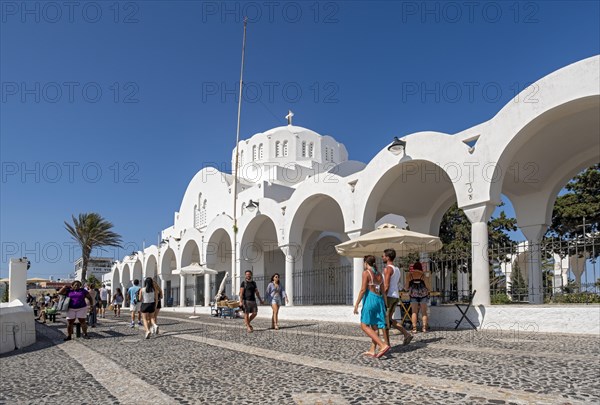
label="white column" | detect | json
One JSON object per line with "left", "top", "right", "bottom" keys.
{"left": 463, "top": 202, "right": 496, "bottom": 306}
{"left": 204, "top": 274, "right": 211, "bottom": 306}
{"left": 179, "top": 275, "right": 186, "bottom": 307}
{"left": 346, "top": 230, "right": 367, "bottom": 305}
{"left": 9, "top": 258, "right": 28, "bottom": 303}
{"left": 279, "top": 244, "right": 299, "bottom": 306}
{"left": 353, "top": 257, "right": 363, "bottom": 305}
{"left": 160, "top": 278, "right": 167, "bottom": 307}
{"left": 521, "top": 224, "right": 547, "bottom": 304}
{"left": 233, "top": 245, "right": 241, "bottom": 299}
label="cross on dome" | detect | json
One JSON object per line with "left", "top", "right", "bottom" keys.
{"left": 285, "top": 110, "right": 294, "bottom": 126}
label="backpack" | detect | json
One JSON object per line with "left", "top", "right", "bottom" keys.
{"left": 409, "top": 274, "right": 429, "bottom": 298}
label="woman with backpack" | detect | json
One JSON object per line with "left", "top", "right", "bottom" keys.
{"left": 405, "top": 261, "right": 431, "bottom": 333}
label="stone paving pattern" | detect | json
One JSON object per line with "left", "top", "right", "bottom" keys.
{"left": 1, "top": 312, "right": 598, "bottom": 404}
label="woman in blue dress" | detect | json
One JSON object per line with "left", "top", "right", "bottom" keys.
{"left": 353, "top": 255, "right": 390, "bottom": 358}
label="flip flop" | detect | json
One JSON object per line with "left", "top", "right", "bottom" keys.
{"left": 362, "top": 351, "right": 375, "bottom": 357}
{"left": 375, "top": 345, "right": 391, "bottom": 358}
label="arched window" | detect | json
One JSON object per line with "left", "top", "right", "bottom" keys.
{"left": 252, "top": 145, "right": 257, "bottom": 161}
{"left": 275, "top": 141, "right": 281, "bottom": 157}
{"left": 258, "top": 143, "right": 264, "bottom": 160}
{"left": 283, "top": 140, "right": 288, "bottom": 157}
{"left": 301, "top": 141, "right": 306, "bottom": 157}
{"left": 309, "top": 142, "right": 314, "bottom": 158}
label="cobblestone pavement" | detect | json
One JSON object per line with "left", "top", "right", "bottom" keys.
{"left": 1, "top": 313, "right": 598, "bottom": 404}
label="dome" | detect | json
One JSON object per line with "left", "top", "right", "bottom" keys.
{"left": 231, "top": 123, "right": 348, "bottom": 185}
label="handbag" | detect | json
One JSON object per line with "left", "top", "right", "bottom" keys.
{"left": 56, "top": 295, "right": 71, "bottom": 312}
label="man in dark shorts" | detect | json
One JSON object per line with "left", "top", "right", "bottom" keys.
{"left": 382, "top": 249, "right": 413, "bottom": 347}
{"left": 239, "top": 270, "right": 264, "bottom": 333}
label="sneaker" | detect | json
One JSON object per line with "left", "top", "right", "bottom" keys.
{"left": 145, "top": 331, "right": 151, "bottom": 339}
{"left": 138, "top": 321, "right": 143, "bottom": 326}
{"left": 83, "top": 334, "right": 90, "bottom": 340}
{"left": 154, "top": 325, "right": 159, "bottom": 335}
{"left": 63, "top": 336, "right": 72, "bottom": 341}
{"left": 130, "top": 322, "right": 135, "bottom": 328}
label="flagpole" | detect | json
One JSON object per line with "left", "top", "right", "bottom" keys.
{"left": 232, "top": 17, "right": 247, "bottom": 298}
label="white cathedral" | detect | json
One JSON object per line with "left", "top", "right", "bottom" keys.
{"left": 108, "top": 56, "right": 600, "bottom": 309}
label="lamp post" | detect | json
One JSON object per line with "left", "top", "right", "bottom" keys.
{"left": 246, "top": 199, "right": 259, "bottom": 213}
{"left": 387, "top": 137, "right": 407, "bottom": 156}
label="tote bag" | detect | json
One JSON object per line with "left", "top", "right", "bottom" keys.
{"left": 56, "top": 295, "right": 71, "bottom": 312}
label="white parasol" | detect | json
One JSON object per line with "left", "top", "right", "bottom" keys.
{"left": 174, "top": 263, "right": 218, "bottom": 317}
{"left": 335, "top": 223, "right": 443, "bottom": 258}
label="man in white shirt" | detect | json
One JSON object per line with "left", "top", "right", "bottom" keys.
{"left": 382, "top": 248, "right": 413, "bottom": 347}
{"left": 99, "top": 284, "right": 110, "bottom": 318}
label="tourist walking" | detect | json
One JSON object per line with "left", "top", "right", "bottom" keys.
{"left": 239, "top": 270, "right": 264, "bottom": 333}
{"left": 98, "top": 284, "right": 110, "bottom": 318}
{"left": 138, "top": 277, "right": 159, "bottom": 339}
{"left": 128, "top": 279, "right": 142, "bottom": 327}
{"left": 151, "top": 279, "right": 163, "bottom": 333}
{"left": 86, "top": 283, "right": 98, "bottom": 328}
{"left": 405, "top": 261, "right": 431, "bottom": 333}
{"left": 353, "top": 255, "right": 390, "bottom": 358}
{"left": 57, "top": 280, "right": 93, "bottom": 340}
{"left": 265, "top": 273, "right": 288, "bottom": 330}
{"left": 112, "top": 288, "right": 124, "bottom": 317}
{"left": 382, "top": 249, "right": 413, "bottom": 346}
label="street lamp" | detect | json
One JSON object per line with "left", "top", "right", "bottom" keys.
{"left": 246, "top": 199, "right": 259, "bottom": 213}
{"left": 387, "top": 137, "right": 407, "bottom": 156}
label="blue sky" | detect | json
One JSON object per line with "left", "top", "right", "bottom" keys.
{"left": 1, "top": 0, "right": 599, "bottom": 279}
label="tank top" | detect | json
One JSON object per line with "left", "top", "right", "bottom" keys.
{"left": 386, "top": 265, "right": 401, "bottom": 299}
{"left": 141, "top": 287, "right": 155, "bottom": 304}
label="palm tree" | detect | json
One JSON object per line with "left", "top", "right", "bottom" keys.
{"left": 65, "top": 213, "right": 122, "bottom": 282}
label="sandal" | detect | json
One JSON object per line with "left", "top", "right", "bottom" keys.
{"left": 375, "top": 345, "right": 391, "bottom": 358}
{"left": 362, "top": 351, "right": 375, "bottom": 357}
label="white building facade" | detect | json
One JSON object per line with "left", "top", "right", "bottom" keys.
{"left": 109, "top": 56, "right": 600, "bottom": 308}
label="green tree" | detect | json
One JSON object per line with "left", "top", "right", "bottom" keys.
{"left": 1, "top": 283, "right": 8, "bottom": 303}
{"left": 65, "top": 213, "right": 122, "bottom": 282}
{"left": 508, "top": 262, "right": 527, "bottom": 301}
{"left": 439, "top": 203, "right": 517, "bottom": 253}
{"left": 87, "top": 274, "right": 100, "bottom": 288}
{"left": 549, "top": 164, "right": 599, "bottom": 238}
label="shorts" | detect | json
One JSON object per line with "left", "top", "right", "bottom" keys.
{"left": 66, "top": 306, "right": 88, "bottom": 320}
{"left": 130, "top": 302, "right": 142, "bottom": 312}
{"left": 141, "top": 303, "right": 156, "bottom": 313}
{"left": 385, "top": 297, "right": 399, "bottom": 328}
{"left": 100, "top": 300, "right": 108, "bottom": 308}
{"left": 156, "top": 300, "right": 162, "bottom": 309}
{"left": 270, "top": 296, "right": 283, "bottom": 306}
{"left": 242, "top": 300, "right": 257, "bottom": 314}
{"left": 410, "top": 296, "right": 429, "bottom": 304}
